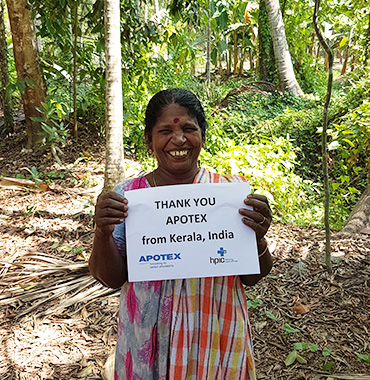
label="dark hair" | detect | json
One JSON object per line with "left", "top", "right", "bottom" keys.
{"left": 144, "top": 88, "right": 208, "bottom": 142}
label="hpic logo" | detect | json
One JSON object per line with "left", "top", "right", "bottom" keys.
{"left": 210, "top": 247, "right": 227, "bottom": 265}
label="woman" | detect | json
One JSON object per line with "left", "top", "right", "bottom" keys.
{"left": 89, "top": 88, "right": 273, "bottom": 380}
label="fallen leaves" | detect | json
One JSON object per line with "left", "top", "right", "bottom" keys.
{"left": 293, "top": 302, "right": 311, "bottom": 315}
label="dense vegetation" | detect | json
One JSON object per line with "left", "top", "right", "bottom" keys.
{"left": 1, "top": 0, "right": 370, "bottom": 229}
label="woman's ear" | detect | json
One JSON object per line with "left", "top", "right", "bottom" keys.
{"left": 145, "top": 133, "right": 153, "bottom": 154}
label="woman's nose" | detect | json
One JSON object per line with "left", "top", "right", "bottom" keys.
{"left": 172, "top": 131, "right": 186, "bottom": 144}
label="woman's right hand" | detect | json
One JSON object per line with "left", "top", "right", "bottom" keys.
{"left": 94, "top": 192, "right": 128, "bottom": 235}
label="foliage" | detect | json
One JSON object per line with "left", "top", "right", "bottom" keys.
{"left": 30, "top": 96, "right": 70, "bottom": 165}
{"left": 355, "top": 353, "right": 370, "bottom": 363}
{"left": 285, "top": 342, "right": 334, "bottom": 367}
{"left": 327, "top": 97, "right": 370, "bottom": 224}
{"left": 200, "top": 128, "right": 320, "bottom": 225}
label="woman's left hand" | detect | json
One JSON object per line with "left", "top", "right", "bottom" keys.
{"left": 239, "top": 194, "right": 272, "bottom": 240}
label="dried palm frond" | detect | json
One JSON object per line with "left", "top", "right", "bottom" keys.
{"left": 0, "top": 251, "right": 119, "bottom": 318}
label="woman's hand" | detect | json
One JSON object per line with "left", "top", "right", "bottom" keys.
{"left": 239, "top": 193, "right": 273, "bottom": 286}
{"left": 94, "top": 192, "right": 128, "bottom": 235}
{"left": 238, "top": 193, "right": 272, "bottom": 240}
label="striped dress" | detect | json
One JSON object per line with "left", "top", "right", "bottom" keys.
{"left": 113, "top": 168, "right": 256, "bottom": 380}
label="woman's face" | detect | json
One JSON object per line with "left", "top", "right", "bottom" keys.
{"left": 147, "top": 103, "right": 204, "bottom": 176}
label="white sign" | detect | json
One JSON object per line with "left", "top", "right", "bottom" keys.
{"left": 125, "top": 182, "right": 260, "bottom": 282}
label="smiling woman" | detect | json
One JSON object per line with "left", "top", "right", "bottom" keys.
{"left": 144, "top": 89, "right": 207, "bottom": 186}
{"left": 89, "top": 88, "right": 273, "bottom": 380}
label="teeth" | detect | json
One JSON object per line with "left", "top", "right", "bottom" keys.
{"left": 169, "top": 150, "right": 189, "bottom": 157}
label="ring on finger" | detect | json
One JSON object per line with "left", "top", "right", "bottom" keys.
{"left": 258, "top": 216, "right": 266, "bottom": 225}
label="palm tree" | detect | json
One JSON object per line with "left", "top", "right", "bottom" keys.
{"left": 264, "top": 0, "right": 303, "bottom": 95}
{"left": 103, "top": 0, "right": 125, "bottom": 193}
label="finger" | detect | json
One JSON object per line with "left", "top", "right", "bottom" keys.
{"left": 239, "top": 208, "right": 267, "bottom": 224}
{"left": 240, "top": 216, "right": 268, "bottom": 240}
{"left": 96, "top": 217, "right": 124, "bottom": 228}
{"left": 244, "top": 197, "right": 271, "bottom": 218}
{"left": 97, "top": 194, "right": 128, "bottom": 212}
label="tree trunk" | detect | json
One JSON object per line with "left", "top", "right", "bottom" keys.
{"left": 364, "top": 12, "right": 370, "bottom": 68}
{"left": 309, "top": 33, "right": 315, "bottom": 58}
{"left": 72, "top": 1, "right": 78, "bottom": 139}
{"left": 103, "top": 0, "right": 125, "bottom": 194}
{"left": 341, "top": 46, "right": 349, "bottom": 75}
{"left": 227, "top": 45, "right": 232, "bottom": 75}
{"left": 6, "top": 0, "right": 46, "bottom": 149}
{"left": 0, "top": 0, "right": 13, "bottom": 136}
{"left": 340, "top": 185, "right": 370, "bottom": 234}
{"left": 313, "top": 0, "right": 333, "bottom": 273}
{"left": 264, "top": 0, "right": 303, "bottom": 95}
{"left": 233, "top": 30, "right": 238, "bottom": 74}
{"left": 206, "top": 3, "right": 211, "bottom": 84}
{"left": 258, "top": 0, "right": 276, "bottom": 83}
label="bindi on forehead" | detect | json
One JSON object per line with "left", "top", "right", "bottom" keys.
{"left": 173, "top": 118, "right": 180, "bottom": 123}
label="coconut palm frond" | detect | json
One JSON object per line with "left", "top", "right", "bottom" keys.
{"left": 0, "top": 251, "right": 118, "bottom": 318}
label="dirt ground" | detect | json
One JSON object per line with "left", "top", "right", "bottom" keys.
{"left": 0, "top": 126, "right": 370, "bottom": 380}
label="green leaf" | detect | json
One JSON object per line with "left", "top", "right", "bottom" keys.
{"left": 283, "top": 323, "right": 300, "bottom": 335}
{"left": 343, "top": 138, "right": 355, "bottom": 147}
{"left": 296, "top": 354, "right": 307, "bottom": 364}
{"left": 323, "top": 361, "right": 334, "bottom": 371}
{"left": 332, "top": 182, "right": 340, "bottom": 191}
{"left": 285, "top": 350, "right": 297, "bottom": 366}
{"left": 322, "top": 347, "right": 332, "bottom": 357}
{"left": 265, "top": 311, "right": 278, "bottom": 321}
{"left": 247, "top": 298, "right": 262, "bottom": 309}
{"left": 294, "top": 342, "right": 306, "bottom": 351}
{"left": 339, "top": 36, "right": 349, "bottom": 48}
{"left": 30, "top": 117, "right": 45, "bottom": 122}
{"left": 355, "top": 353, "right": 370, "bottom": 363}
{"left": 309, "top": 344, "right": 319, "bottom": 353}
{"left": 24, "top": 77, "right": 36, "bottom": 88}
{"left": 16, "top": 80, "right": 25, "bottom": 94}
{"left": 51, "top": 242, "right": 59, "bottom": 249}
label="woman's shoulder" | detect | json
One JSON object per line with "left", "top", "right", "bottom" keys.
{"left": 114, "top": 176, "right": 149, "bottom": 194}
{"left": 199, "top": 168, "right": 247, "bottom": 183}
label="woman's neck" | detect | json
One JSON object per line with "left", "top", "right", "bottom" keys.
{"left": 153, "top": 167, "right": 200, "bottom": 186}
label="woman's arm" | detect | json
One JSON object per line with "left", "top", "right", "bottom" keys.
{"left": 240, "top": 237, "right": 273, "bottom": 286}
{"left": 238, "top": 194, "right": 273, "bottom": 286}
{"left": 88, "top": 191, "right": 128, "bottom": 289}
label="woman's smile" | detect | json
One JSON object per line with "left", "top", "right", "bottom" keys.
{"left": 168, "top": 149, "right": 190, "bottom": 157}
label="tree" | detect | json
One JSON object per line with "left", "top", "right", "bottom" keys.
{"left": 340, "top": 185, "right": 370, "bottom": 234}
{"left": 0, "top": 0, "right": 13, "bottom": 136}
{"left": 264, "top": 0, "right": 303, "bottom": 95}
{"left": 258, "top": 0, "right": 277, "bottom": 82}
{"left": 102, "top": 0, "right": 125, "bottom": 193}
{"left": 313, "top": 0, "right": 334, "bottom": 273}
{"left": 6, "top": 0, "right": 46, "bottom": 149}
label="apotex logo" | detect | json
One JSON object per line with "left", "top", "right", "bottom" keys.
{"left": 139, "top": 253, "right": 181, "bottom": 263}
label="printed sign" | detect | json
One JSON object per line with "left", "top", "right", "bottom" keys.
{"left": 125, "top": 182, "right": 260, "bottom": 282}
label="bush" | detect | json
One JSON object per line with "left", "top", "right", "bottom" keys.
{"left": 200, "top": 130, "right": 320, "bottom": 225}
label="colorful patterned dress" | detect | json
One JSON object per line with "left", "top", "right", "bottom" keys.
{"left": 113, "top": 168, "right": 256, "bottom": 380}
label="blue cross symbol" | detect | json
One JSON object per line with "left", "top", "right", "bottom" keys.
{"left": 217, "top": 247, "right": 227, "bottom": 257}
